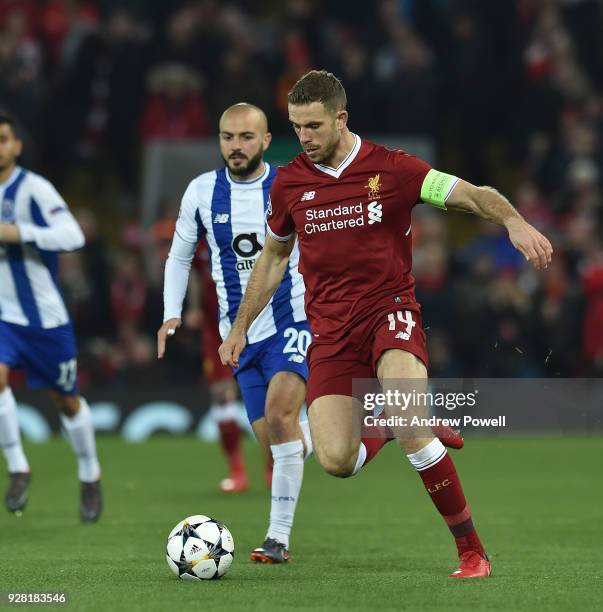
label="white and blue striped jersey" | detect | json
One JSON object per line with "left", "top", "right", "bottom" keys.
{"left": 0, "top": 166, "right": 85, "bottom": 329}
{"left": 164, "top": 163, "right": 306, "bottom": 344}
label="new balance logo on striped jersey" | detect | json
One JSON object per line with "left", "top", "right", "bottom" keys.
{"left": 214, "top": 213, "right": 230, "bottom": 224}
{"left": 301, "top": 191, "right": 316, "bottom": 201}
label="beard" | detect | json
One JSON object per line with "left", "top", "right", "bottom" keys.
{"left": 223, "top": 148, "right": 264, "bottom": 178}
{"left": 308, "top": 134, "right": 340, "bottom": 166}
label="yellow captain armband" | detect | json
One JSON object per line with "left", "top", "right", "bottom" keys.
{"left": 420, "top": 169, "right": 460, "bottom": 209}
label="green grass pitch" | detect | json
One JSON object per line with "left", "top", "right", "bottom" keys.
{"left": 1, "top": 436, "right": 601, "bottom": 611}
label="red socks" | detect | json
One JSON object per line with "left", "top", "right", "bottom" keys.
{"left": 359, "top": 419, "right": 394, "bottom": 467}
{"left": 362, "top": 436, "right": 391, "bottom": 464}
{"left": 218, "top": 420, "right": 245, "bottom": 475}
{"left": 408, "top": 439, "right": 485, "bottom": 557}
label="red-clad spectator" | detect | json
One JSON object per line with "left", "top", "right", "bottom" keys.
{"left": 581, "top": 250, "right": 603, "bottom": 369}
{"left": 274, "top": 31, "right": 312, "bottom": 117}
{"left": 37, "top": 0, "right": 99, "bottom": 63}
{"left": 140, "top": 63, "right": 209, "bottom": 141}
{"left": 515, "top": 180, "right": 555, "bottom": 231}
{"left": 0, "top": 1, "right": 38, "bottom": 36}
{"left": 111, "top": 249, "right": 148, "bottom": 326}
{"left": 0, "top": 3, "right": 44, "bottom": 131}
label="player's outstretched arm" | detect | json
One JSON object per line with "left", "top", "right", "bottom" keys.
{"left": 219, "top": 234, "right": 295, "bottom": 368}
{"left": 445, "top": 180, "right": 553, "bottom": 270}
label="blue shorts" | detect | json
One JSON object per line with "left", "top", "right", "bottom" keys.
{"left": 0, "top": 320, "right": 79, "bottom": 395}
{"left": 234, "top": 321, "right": 310, "bottom": 423}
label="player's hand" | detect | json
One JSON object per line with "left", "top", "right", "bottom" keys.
{"left": 157, "top": 318, "right": 182, "bottom": 359}
{"left": 219, "top": 328, "right": 247, "bottom": 368}
{"left": 505, "top": 217, "right": 553, "bottom": 270}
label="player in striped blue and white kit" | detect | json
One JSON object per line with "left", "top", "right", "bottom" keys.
{"left": 0, "top": 112, "right": 102, "bottom": 521}
{"left": 158, "top": 103, "right": 312, "bottom": 563}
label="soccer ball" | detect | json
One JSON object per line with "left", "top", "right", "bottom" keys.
{"left": 166, "top": 515, "right": 235, "bottom": 580}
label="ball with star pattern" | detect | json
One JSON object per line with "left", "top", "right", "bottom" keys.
{"left": 166, "top": 515, "right": 235, "bottom": 580}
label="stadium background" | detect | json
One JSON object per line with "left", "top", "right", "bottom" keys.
{"left": 1, "top": 0, "right": 603, "bottom": 434}
{"left": 1, "top": 3, "right": 602, "bottom": 610}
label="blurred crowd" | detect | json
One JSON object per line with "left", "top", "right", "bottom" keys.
{"left": 1, "top": 0, "right": 602, "bottom": 387}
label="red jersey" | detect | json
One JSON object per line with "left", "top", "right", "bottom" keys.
{"left": 193, "top": 242, "right": 233, "bottom": 383}
{"left": 193, "top": 242, "right": 219, "bottom": 319}
{"left": 267, "top": 135, "right": 431, "bottom": 344}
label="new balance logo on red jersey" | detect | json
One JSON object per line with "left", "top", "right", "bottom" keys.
{"left": 367, "top": 201, "right": 382, "bottom": 224}
{"left": 301, "top": 191, "right": 316, "bottom": 201}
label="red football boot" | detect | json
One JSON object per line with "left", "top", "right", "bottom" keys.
{"left": 219, "top": 469, "right": 249, "bottom": 493}
{"left": 449, "top": 551, "right": 491, "bottom": 578}
{"left": 433, "top": 424, "right": 464, "bottom": 450}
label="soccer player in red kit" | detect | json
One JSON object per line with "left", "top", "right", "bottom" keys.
{"left": 194, "top": 242, "right": 254, "bottom": 492}
{"left": 219, "top": 70, "right": 553, "bottom": 578}
{"left": 154, "top": 220, "right": 253, "bottom": 493}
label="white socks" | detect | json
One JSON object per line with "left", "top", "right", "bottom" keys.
{"left": 0, "top": 387, "right": 29, "bottom": 473}
{"left": 60, "top": 397, "right": 100, "bottom": 482}
{"left": 266, "top": 439, "right": 304, "bottom": 548}
{"left": 0, "top": 390, "right": 100, "bottom": 481}
{"left": 406, "top": 438, "right": 446, "bottom": 471}
{"left": 352, "top": 442, "right": 368, "bottom": 475}
{"left": 300, "top": 419, "right": 313, "bottom": 460}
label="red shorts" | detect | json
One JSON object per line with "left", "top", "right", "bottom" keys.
{"left": 202, "top": 323, "right": 233, "bottom": 385}
{"left": 306, "top": 305, "right": 428, "bottom": 407}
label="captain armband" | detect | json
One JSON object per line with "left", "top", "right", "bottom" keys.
{"left": 420, "top": 169, "right": 460, "bottom": 210}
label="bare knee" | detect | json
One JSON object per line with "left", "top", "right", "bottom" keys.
{"left": 50, "top": 392, "right": 80, "bottom": 417}
{"left": 265, "top": 372, "right": 305, "bottom": 443}
{"left": 316, "top": 447, "right": 358, "bottom": 478}
{"left": 265, "top": 401, "right": 299, "bottom": 441}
